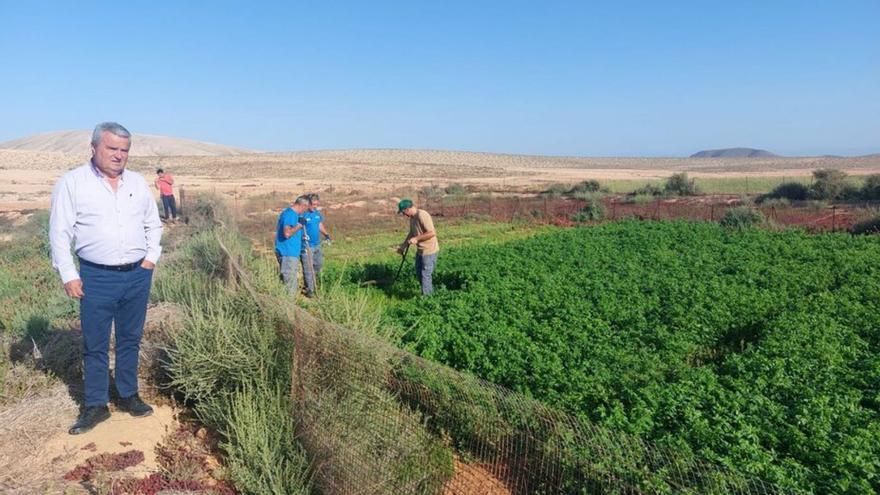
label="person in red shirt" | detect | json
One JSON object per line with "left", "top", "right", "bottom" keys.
{"left": 154, "top": 168, "right": 178, "bottom": 222}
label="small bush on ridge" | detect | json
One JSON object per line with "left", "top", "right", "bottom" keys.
{"left": 720, "top": 206, "right": 766, "bottom": 229}
{"left": 571, "top": 202, "right": 605, "bottom": 223}
{"left": 759, "top": 182, "right": 808, "bottom": 203}
{"left": 809, "top": 168, "right": 849, "bottom": 200}
{"left": 570, "top": 180, "right": 602, "bottom": 194}
{"left": 630, "top": 184, "right": 664, "bottom": 197}
{"left": 664, "top": 172, "right": 699, "bottom": 196}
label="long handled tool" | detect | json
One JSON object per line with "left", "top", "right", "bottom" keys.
{"left": 391, "top": 243, "right": 411, "bottom": 284}
{"left": 303, "top": 235, "right": 317, "bottom": 296}
{"left": 361, "top": 243, "right": 410, "bottom": 287}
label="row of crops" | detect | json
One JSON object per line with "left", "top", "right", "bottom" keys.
{"left": 347, "top": 221, "right": 880, "bottom": 493}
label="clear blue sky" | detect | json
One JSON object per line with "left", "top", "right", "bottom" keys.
{"left": 1, "top": 1, "right": 877, "bottom": 156}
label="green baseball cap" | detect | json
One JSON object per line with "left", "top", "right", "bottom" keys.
{"left": 397, "top": 199, "right": 413, "bottom": 213}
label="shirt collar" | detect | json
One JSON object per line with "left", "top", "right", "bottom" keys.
{"left": 89, "top": 159, "right": 126, "bottom": 182}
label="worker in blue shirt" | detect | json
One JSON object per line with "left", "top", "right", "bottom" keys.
{"left": 275, "top": 196, "right": 310, "bottom": 295}
{"left": 301, "top": 193, "right": 331, "bottom": 297}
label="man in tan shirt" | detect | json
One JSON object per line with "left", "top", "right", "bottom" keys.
{"left": 398, "top": 199, "right": 439, "bottom": 295}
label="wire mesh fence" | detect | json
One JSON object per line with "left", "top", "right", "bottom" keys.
{"left": 213, "top": 215, "right": 800, "bottom": 495}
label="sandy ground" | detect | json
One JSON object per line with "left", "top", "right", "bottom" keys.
{"left": 0, "top": 383, "right": 179, "bottom": 494}
{"left": 1, "top": 148, "right": 879, "bottom": 212}
{"left": 43, "top": 404, "right": 179, "bottom": 473}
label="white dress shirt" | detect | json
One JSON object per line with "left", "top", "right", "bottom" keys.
{"left": 50, "top": 162, "right": 163, "bottom": 283}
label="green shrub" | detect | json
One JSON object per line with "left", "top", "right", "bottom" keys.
{"left": 664, "top": 172, "right": 698, "bottom": 196}
{"left": 540, "top": 183, "right": 569, "bottom": 198}
{"left": 851, "top": 216, "right": 880, "bottom": 235}
{"left": 630, "top": 184, "right": 664, "bottom": 197}
{"left": 759, "top": 182, "right": 808, "bottom": 202}
{"left": 809, "top": 168, "right": 849, "bottom": 200}
{"left": 214, "top": 381, "right": 311, "bottom": 495}
{"left": 570, "top": 202, "right": 605, "bottom": 223}
{"left": 570, "top": 180, "right": 601, "bottom": 194}
{"left": 187, "top": 193, "right": 231, "bottom": 228}
{"left": 444, "top": 183, "right": 467, "bottom": 196}
{"left": 861, "top": 174, "right": 880, "bottom": 200}
{"left": 719, "top": 206, "right": 766, "bottom": 229}
{"left": 419, "top": 184, "right": 443, "bottom": 198}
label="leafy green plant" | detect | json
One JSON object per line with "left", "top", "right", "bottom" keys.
{"left": 367, "top": 221, "right": 880, "bottom": 493}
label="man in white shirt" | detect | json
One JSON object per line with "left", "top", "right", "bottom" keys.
{"left": 49, "top": 122, "right": 163, "bottom": 435}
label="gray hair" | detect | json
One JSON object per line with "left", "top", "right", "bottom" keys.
{"left": 294, "top": 196, "right": 310, "bottom": 206}
{"left": 91, "top": 122, "right": 131, "bottom": 146}
{"left": 308, "top": 193, "right": 320, "bottom": 203}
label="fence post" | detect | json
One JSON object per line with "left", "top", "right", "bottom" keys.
{"left": 831, "top": 206, "right": 837, "bottom": 231}
{"left": 179, "top": 187, "right": 186, "bottom": 216}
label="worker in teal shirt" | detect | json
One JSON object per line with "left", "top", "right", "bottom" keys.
{"left": 301, "top": 193, "right": 331, "bottom": 297}
{"left": 275, "top": 196, "right": 309, "bottom": 295}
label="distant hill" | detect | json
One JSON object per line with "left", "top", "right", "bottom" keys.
{"left": 0, "top": 130, "right": 255, "bottom": 157}
{"left": 690, "top": 148, "right": 778, "bottom": 158}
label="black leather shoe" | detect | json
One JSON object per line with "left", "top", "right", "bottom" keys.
{"left": 116, "top": 394, "right": 154, "bottom": 417}
{"left": 69, "top": 406, "right": 111, "bottom": 435}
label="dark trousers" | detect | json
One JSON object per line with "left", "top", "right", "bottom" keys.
{"left": 80, "top": 262, "right": 153, "bottom": 406}
{"left": 161, "top": 194, "right": 177, "bottom": 219}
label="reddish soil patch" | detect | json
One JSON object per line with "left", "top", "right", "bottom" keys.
{"left": 442, "top": 458, "right": 512, "bottom": 495}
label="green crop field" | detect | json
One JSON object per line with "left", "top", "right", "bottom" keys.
{"left": 334, "top": 220, "right": 880, "bottom": 493}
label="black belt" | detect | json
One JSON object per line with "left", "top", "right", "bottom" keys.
{"left": 79, "top": 258, "right": 144, "bottom": 272}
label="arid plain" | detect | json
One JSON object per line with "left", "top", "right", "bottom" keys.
{"left": 2, "top": 133, "right": 880, "bottom": 214}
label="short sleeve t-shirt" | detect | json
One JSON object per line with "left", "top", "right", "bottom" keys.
{"left": 155, "top": 174, "right": 174, "bottom": 196}
{"left": 275, "top": 208, "right": 303, "bottom": 257}
{"left": 302, "top": 209, "right": 324, "bottom": 247}
{"left": 409, "top": 209, "right": 439, "bottom": 255}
